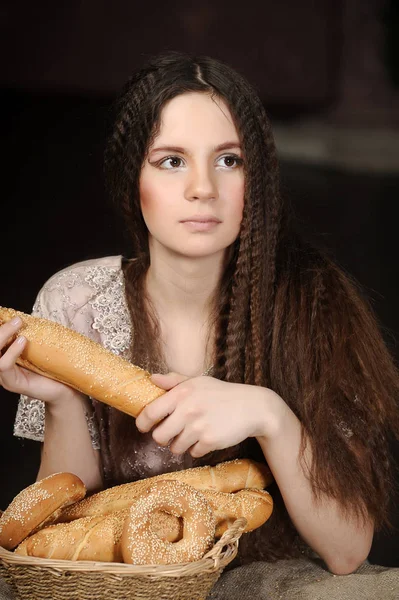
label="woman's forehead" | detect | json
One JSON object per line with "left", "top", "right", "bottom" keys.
{"left": 152, "top": 92, "right": 239, "bottom": 148}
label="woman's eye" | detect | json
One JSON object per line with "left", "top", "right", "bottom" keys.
{"left": 159, "top": 156, "right": 184, "bottom": 169}
{"left": 217, "top": 155, "right": 243, "bottom": 168}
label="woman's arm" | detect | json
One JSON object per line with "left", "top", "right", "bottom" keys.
{"left": 136, "top": 373, "right": 375, "bottom": 575}
{"left": 255, "top": 389, "right": 374, "bottom": 575}
{"left": 37, "top": 389, "right": 104, "bottom": 493}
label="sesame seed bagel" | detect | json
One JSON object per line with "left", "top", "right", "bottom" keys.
{"left": 121, "top": 480, "right": 216, "bottom": 565}
{"left": 0, "top": 472, "right": 86, "bottom": 550}
{"left": 0, "top": 306, "right": 165, "bottom": 417}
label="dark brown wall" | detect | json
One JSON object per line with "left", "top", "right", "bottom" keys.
{"left": 1, "top": 0, "right": 341, "bottom": 106}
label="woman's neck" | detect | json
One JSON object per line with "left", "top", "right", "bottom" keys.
{"left": 145, "top": 248, "right": 225, "bottom": 321}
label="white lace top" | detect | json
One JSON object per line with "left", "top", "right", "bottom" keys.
{"left": 14, "top": 255, "right": 133, "bottom": 451}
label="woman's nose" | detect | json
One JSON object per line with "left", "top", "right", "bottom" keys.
{"left": 184, "top": 166, "right": 218, "bottom": 201}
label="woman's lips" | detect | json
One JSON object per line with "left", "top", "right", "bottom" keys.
{"left": 180, "top": 220, "right": 221, "bottom": 232}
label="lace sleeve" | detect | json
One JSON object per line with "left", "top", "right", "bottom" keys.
{"left": 13, "top": 277, "right": 101, "bottom": 450}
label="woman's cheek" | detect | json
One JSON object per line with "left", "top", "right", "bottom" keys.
{"left": 139, "top": 191, "right": 152, "bottom": 229}
{"left": 139, "top": 177, "right": 154, "bottom": 211}
{"left": 230, "top": 179, "right": 245, "bottom": 224}
{"left": 139, "top": 179, "right": 164, "bottom": 229}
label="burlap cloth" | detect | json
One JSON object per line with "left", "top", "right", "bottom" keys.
{"left": 207, "top": 558, "right": 399, "bottom": 600}
{"left": 0, "top": 558, "right": 398, "bottom": 599}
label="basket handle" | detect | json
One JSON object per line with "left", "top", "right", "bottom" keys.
{"left": 203, "top": 518, "right": 247, "bottom": 561}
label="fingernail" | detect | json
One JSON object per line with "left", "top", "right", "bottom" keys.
{"left": 11, "top": 317, "right": 22, "bottom": 326}
{"left": 17, "top": 336, "right": 26, "bottom": 345}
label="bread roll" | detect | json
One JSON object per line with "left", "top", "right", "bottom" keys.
{"left": 15, "top": 510, "right": 129, "bottom": 562}
{"left": 51, "top": 459, "right": 273, "bottom": 524}
{"left": 150, "top": 488, "right": 272, "bottom": 540}
{"left": 200, "top": 488, "right": 273, "bottom": 536}
{"left": 0, "top": 306, "right": 165, "bottom": 417}
{"left": 0, "top": 473, "right": 86, "bottom": 550}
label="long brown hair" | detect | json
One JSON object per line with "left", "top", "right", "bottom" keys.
{"left": 104, "top": 51, "right": 399, "bottom": 561}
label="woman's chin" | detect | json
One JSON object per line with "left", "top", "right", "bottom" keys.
{"left": 150, "top": 235, "right": 237, "bottom": 261}
{"left": 171, "top": 236, "right": 238, "bottom": 258}
{"left": 169, "top": 245, "right": 227, "bottom": 261}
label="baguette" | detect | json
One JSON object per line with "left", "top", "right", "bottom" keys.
{"left": 0, "top": 306, "right": 165, "bottom": 417}
{"left": 15, "top": 510, "right": 129, "bottom": 562}
{"left": 150, "top": 488, "right": 273, "bottom": 540}
{"left": 0, "top": 473, "right": 86, "bottom": 551}
{"left": 202, "top": 488, "right": 273, "bottom": 536}
{"left": 51, "top": 459, "right": 273, "bottom": 524}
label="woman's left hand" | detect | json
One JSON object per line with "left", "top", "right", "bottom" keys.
{"left": 135, "top": 372, "right": 284, "bottom": 457}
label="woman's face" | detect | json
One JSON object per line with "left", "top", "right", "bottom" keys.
{"left": 139, "top": 92, "right": 244, "bottom": 259}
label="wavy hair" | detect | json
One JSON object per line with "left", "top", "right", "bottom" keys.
{"left": 104, "top": 51, "right": 399, "bottom": 561}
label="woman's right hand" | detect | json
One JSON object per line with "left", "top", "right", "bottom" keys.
{"left": 0, "top": 317, "right": 82, "bottom": 404}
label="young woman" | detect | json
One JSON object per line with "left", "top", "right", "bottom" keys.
{"left": 1, "top": 52, "right": 398, "bottom": 576}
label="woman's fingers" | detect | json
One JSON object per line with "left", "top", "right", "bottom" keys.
{"left": 0, "top": 334, "right": 28, "bottom": 392}
{"left": 0, "top": 336, "right": 26, "bottom": 371}
{"left": 168, "top": 427, "right": 201, "bottom": 455}
{"left": 136, "top": 373, "right": 190, "bottom": 432}
{"left": 151, "top": 409, "right": 190, "bottom": 448}
{"left": 188, "top": 440, "right": 209, "bottom": 458}
{"left": 150, "top": 372, "right": 189, "bottom": 390}
{"left": 0, "top": 317, "right": 23, "bottom": 351}
{"left": 0, "top": 317, "right": 26, "bottom": 380}
{"left": 136, "top": 391, "right": 179, "bottom": 433}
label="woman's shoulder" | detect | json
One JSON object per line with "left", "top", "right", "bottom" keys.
{"left": 31, "top": 255, "right": 131, "bottom": 347}
{"left": 45, "top": 255, "right": 124, "bottom": 281}
{"left": 38, "top": 255, "right": 124, "bottom": 297}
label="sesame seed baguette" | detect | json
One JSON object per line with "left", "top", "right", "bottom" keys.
{"left": 0, "top": 473, "right": 86, "bottom": 551}
{"left": 202, "top": 488, "right": 273, "bottom": 537}
{"left": 15, "top": 509, "right": 129, "bottom": 562}
{"left": 0, "top": 306, "right": 165, "bottom": 417}
{"left": 49, "top": 459, "right": 273, "bottom": 524}
{"left": 150, "top": 488, "right": 273, "bottom": 540}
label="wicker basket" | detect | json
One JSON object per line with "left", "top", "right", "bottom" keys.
{"left": 0, "top": 517, "right": 246, "bottom": 600}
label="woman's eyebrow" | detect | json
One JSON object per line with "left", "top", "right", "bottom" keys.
{"left": 214, "top": 141, "right": 242, "bottom": 152}
{"left": 150, "top": 141, "right": 242, "bottom": 154}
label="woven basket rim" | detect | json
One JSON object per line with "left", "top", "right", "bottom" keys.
{"left": 0, "top": 517, "right": 247, "bottom": 577}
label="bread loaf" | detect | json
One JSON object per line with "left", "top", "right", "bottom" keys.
{"left": 0, "top": 306, "right": 165, "bottom": 417}
{"left": 51, "top": 459, "right": 273, "bottom": 524}
{"left": 150, "top": 488, "right": 273, "bottom": 539}
{"left": 15, "top": 510, "right": 129, "bottom": 562}
{"left": 200, "top": 488, "right": 273, "bottom": 536}
{"left": 0, "top": 473, "right": 86, "bottom": 550}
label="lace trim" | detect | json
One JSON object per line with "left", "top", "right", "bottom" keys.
{"left": 14, "top": 396, "right": 102, "bottom": 450}
{"left": 86, "top": 266, "right": 132, "bottom": 357}
{"left": 14, "top": 259, "right": 132, "bottom": 450}
{"left": 14, "top": 396, "right": 45, "bottom": 442}
{"left": 84, "top": 409, "right": 101, "bottom": 450}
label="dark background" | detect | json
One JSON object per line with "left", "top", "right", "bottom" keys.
{"left": 1, "top": 0, "right": 398, "bottom": 567}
